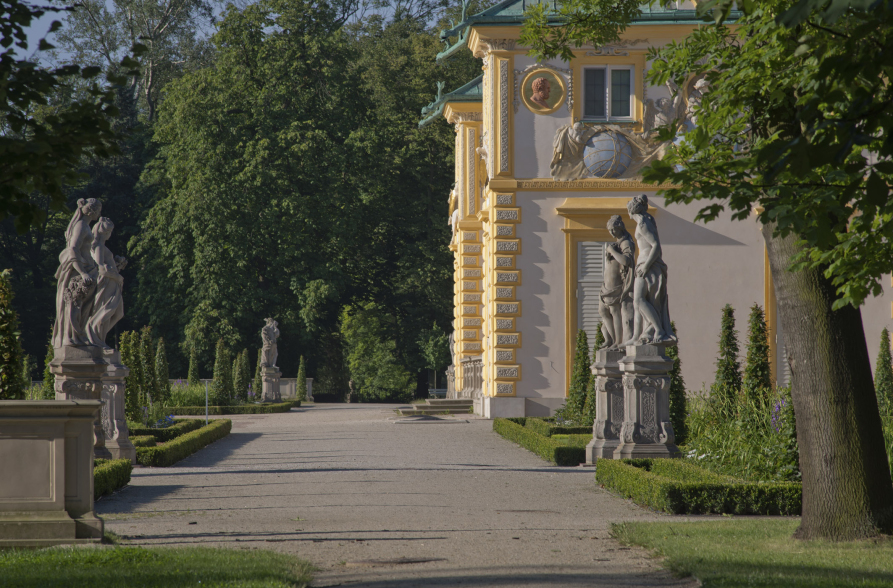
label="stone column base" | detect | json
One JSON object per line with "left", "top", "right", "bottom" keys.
{"left": 262, "top": 367, "right": 282, "bottom": 403}
{"left": 51, "top": 345, "right": 112, "bottom": 460}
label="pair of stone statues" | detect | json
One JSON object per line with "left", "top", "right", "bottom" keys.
{"left": 53, "top": 198, "right": 126, "bottom": 352}
{"left": 599, "top": 194, "right": 675, "bottom": 349}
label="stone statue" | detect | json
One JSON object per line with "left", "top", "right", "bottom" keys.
{"left": 624, "top": 194, "right": 676, "bottom": 345}
{"left": 86, "top": 217, "right": 127, "bottom": 351}
{"left": 53, "top": 198, "right": 102, "bottom": 348}
{"left": 599, "top": 215, "right": 636, "bottom": 349}
{"left": 261, "top": 318, "right": 279, "bottom": 367}
{"left": 530, "top": 77, "right": 551, "bottom": 110}
{"left": 550, "top": 122, "right": 595, "bottom": 181}
{"left": 685, "top": 78, "right": 710, "bottom": 126}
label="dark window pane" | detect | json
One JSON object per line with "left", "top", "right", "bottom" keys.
{"left": 611, "top": 69, "right": 631, "bottom": 117}
{"left": 584, "top": 69, "right": 605, "bottom": 118}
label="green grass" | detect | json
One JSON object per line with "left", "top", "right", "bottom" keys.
{"left": 613, "top": 519, "right": 893, "bottom": 587}
{"left": 0, "top": 546, "right": 314, "bottom": 587}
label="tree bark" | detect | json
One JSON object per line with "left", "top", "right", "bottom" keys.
{"left": 763, "top": 221, "right": 893, "bottom": 540}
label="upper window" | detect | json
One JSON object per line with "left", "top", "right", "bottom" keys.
{"left": 583, "top": 66, "right": 634, "bottom": 121}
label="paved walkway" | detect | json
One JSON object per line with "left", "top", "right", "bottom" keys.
{"left": 96, "top": 404, "right": 696, "bottom": 587}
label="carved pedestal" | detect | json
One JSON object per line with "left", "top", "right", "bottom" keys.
{"left": 101, "top": 352, "right": 136, "bottom": 464}
{"left": 262, "top": 367, "right": 281, "bottom": 403}
{"left": 51, "top": 345, "right": 112, "bottom": 460}
{"left": 586, "top": 349, "right": 626, "bottom": 463}
{"left": 613, "top": 344, "right": 680, "bottom": 459}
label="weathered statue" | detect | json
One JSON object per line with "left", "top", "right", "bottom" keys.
{"left": 86, "top": 217, "right": 126, "bottom": 351}
{"left": 685, "top": 78, "right": 710, "bottom": 126}
{"left": 550, "top": 122, "right": 595, "bottom": 181}
{"left": 624, "top": 194, "right": 676, "bottom": 345}
{"left": 53, "top": 198, "right": 102, "bottom": 348}
{"left": 261, "top": 318, "right": 279, "bottom": 367}
{"left": 599, "top": 215, "right": 636, "bottom": 349}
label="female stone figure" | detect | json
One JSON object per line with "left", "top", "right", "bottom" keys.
{"left": 599, "top": 215, "right": 636, "bottom": 349}
{"left": 624, "top": 194, "right": 676, "bottom": 345}
{"left": 52, "top": 198, "right": 101, "bottom": 348}
{"left": 261, "top": 318, "right": 279, "bottom": 367}
{"left": 86, "top": 217, "right": 127, "bottom": 350}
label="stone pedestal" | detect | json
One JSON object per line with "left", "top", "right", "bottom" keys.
{"left": 0, "top": 400, "right": 104, "bottom": 546}
{"left": 586, "top": 349, "right": 626, "bottom": 464}
{"left": 262, "top": 367, "right": 281, "bottom": 402}
{"left": 51, "top": 345, "right": 112, "bottom": 460}
{"left": 613, "top": 344, "right": 680, "bottom": 459}
{"left": 101, "top": 351, "right": 136, "bottom": 464}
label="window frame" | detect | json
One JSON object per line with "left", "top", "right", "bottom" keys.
{"left": 580, "top": 64, "right": 636, "bottom": 123}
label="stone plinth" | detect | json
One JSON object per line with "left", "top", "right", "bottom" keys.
{"left": 51, "top": 345, "right": 112, "bottom": 460}
{"left": 0, "top": 400, "right": 104, "bottom": 546}
{"left": 262, "top": 367, "right": 281, "bottom": 403}
{"left": 101, "top": 351, "right": 136, "bottom": 464}
{"left": 613, "top": 344, "right": 680, "bottom": 459}
{"left": 586, "top": 349, "right": 626, "bottom": 463}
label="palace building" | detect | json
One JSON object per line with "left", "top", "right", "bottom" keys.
{"left": 420, "top": 1, "right": 893, "bottom": 418}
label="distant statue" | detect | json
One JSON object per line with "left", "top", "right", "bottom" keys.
{"left": 530, "top": 77, "right": 551, "bottom": 110}
{"left": 551, "top": 122, "right": 595, "bottom": 181}
{"left": 86, "top": 217, "right": 127, "bottom": 351}
{"left": 53, "top": 198, "right": 102, "bottom": 348}
{"left": 624, "top": 195, "right": 676, "bottom": 345}
{"left": 261, "top": 318, "right": 279, "bottom": 367}
{"left": 685, "top": 78, "right": 710, "bottom": 126}
{"left": 599, "top": 215, "right": 636, "bottom": 349}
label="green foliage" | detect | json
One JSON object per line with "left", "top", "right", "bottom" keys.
{"left": 0, "top": 270, "right": 24, "bottom": 399}
{"left": 341, "top": 303, "right": 414, "bottom": 402}
{"left": 522, "top": 417, "right": 591, "bottom": 437}
{"left": 165, "top": 402, "right": 296, "bottom": 416}
{"left": 419, "top": 322, "right": 451, "bottom": 372}
{"left": 297, "top": 355, "right": 307, "bottom": 402}
{"left": 685, "top": 386, "right": 800, "bottom": 482}
{"left": 135, "top": 419, "right": 232, "bottom": 467}
{"left": 742, "top": 305, "right": 771, "bottom": 403}
{"left": 253, "top": 348, "right": 262, "bottom": 401}
{"left": 211, "top": 339, "right": 232, "bottom": 406}
{"left": 596, "top": 459, "right": 802, "bottom": 515}
{"left": 666, "top": 321, "right": 687, "bottom": 445}
{"left": 40, "top": 341, "right": 54, "bottom": 399}
{"left": 154, "top": 338, "right": 170, "bottom": 405}
{"left": 581, "top": 322, "right": 605, "bottom": 424}
{"left": 166, "top": 382, "right": 208, "bottom": 407}
{"left": 128, "top": 418, "right": 203, "bottom": 441}
{"left": 93, "top": 458, "right": 133, "bottom": 500}
{"left": 232, "top": 355, "right": 243, "bottom": 403}
{"left": 557, "top": 329, "right": 592, "bottom": 425}
{"left": 711, "top": 305, "right": 741, "bottom": 408}
{"left": 20, "top": 353, "right": 32, "bottom": 390}
{"left": 120, "top": 331, "right": 141, "bottom": 419}
{"left": 493, "top": 418, "right": 587, "bottom": 466}
{"left": 875, "top": 329, "right": 893, "bottom": 417}
{"left": 140, "top": 327, "right": 159, "bottom": 404}
{"left": 129, "top": 435, "right": 156, "bottom": 448}
{"left": 187, "top": 343, "right": 200, "bottom": 385}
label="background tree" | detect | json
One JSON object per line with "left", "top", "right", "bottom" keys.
{"left": 565, "top": 329, "right": 590, "bottom": 420}
{"left": 120, "top": 332, "right": 140, "bottom": 419}
{"left": 666, "top": 321, "right": 686, "bottom": 445}
{"left": 253, "top": 349, "right": 263, "bottom": 401}
{"left": 742, "top": 305, "right": 771, "bottom": 404}
{"left": 712, "top": 305, "right": 741, "bottom": 409}
{"left": 139, "top": 326, "right": 158, "bottom": 403}
{"left": 875, "top": 329, "right": 893, "bottom": 417}
{"left": 155, "top": 338, "right": 170, "bottom": 405}
{"left": 419, "top": 322, "right": 451, "bottom": 390}
{"left": 238, "top": 349, "right": 251, "bottom": 402}
{"left": 232, "top": 353, "right": 244, "bottom": 402}
{"left": 0, "top": 269, "right": 24, "bottom": 399}
{"left": 41, "top": 340, "right": 54, "bottom": 399}
{"left": 188, "top": 343, "right": 200, "bottom": 385}
{"left": 582, "top": 322, "right": 604, "bottom": 425}
{"left": 211, "top": 338, "right": 231, "bottom": 406}
{"left": 341, "top": 303, "right": 414, "bottom": 402}
{"left": 297, "top": 355, "right": 307, "bottom": 402}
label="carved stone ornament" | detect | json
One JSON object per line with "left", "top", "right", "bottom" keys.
{"left": 514, "top": 64, "right": 572, "bottom": 115}
{"left": 448, "top": 111, "right": 483, "bottom": 125}
{"left": 475, "top": 38, "right": 516, "bottom": 58}
{"left": 584, "top": 39, "right": 648, "bottom": 56}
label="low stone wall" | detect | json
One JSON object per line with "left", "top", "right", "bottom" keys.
{"left": 0, "top": 400, "right": 104, "bottom": 547}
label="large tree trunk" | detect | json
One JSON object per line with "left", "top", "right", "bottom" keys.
{"left": 763, "top": 222, "right": 893, "bottom": 540}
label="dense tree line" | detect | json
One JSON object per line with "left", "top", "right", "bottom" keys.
{"left": 1, "top": 0, "right": 482, "bottom": 399}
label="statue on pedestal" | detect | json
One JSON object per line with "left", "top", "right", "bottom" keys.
{"left": 53, "top": 198, "right": 101, "bottom": 348}
{"left": 86, "top": 217, "right": 127, "bottom": 352}
{"left": 599, "top": 215, "right": 636, "bottom": 349}
{"left": 261, "top": 318, "right": 279, "bottom": 367}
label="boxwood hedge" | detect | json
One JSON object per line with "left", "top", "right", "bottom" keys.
{"left": 493, "top": 418, "right": 587, "bottom": 466}
{"left": 596, "top": 458, "right": 802, "bottom": 515}
{"left": 136, "top": 419, "right": 232, "bottom": 467}
{"left": 522, "top": 417, "right": 592, "bottom": 437}
{"left": 166, "top": 401, "right": 297, "bottom": 416}
{"left": 128, "top": 418, "right": 204, "bottom": 441}
{"left": 94, "top": 459, "right": 133, "bottom": 499}
{"left": 130, "top": 435, "right": 157, "bottom": 448}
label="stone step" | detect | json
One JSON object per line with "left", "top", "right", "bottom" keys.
{"left": 398, "top": 406, "right": 473, "bottom": 416}
{"left": 424, "top": 399, "right": 473, "bottom": 406}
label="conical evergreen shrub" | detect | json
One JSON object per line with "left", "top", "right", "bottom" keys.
{"left": 711, "top": 304, "right": 741, "bottom": 409}
{"left": 41, "top": 340, "right": 55, "bottom": 399}
{"left": 582, "top": 323, "right": 604, "bottom": 426}
{"left": 0, "top": 270, "right": 24, "bottom": 400}
{"left": 120, "top": 332, "right": 140, "bottom": 420}
{"left": 253, "top": 348, "right": 263, "bottom": 402}
{"left": 239, "top": 349, "right": 251, "bottom": 401}
{"left": 666, "top": 321, "right": 687, "bottom": 445}
{"left": 875, "top": 328, "right": 893, "bottom": 416}
{"left": 297, "top": 355, "right": 307, "bottom": 402}
{"left": 742, "top": 304, "right": 771, "bottom": 404}
{"left": 211, "top": 339, "right": 232, "bottom": 406}
{"left": 140, "top": 327, "right": 158, "bottom": 404}
{"left": 155, "top": 338, "right": 170, "bottom": 405}
{"left": 188, "top": 343, "right": 200, "bottom": 385}
{"left": 565, "top": 329, "right": 591, "bottom": 420}
{"left": 232, "top": 354, "right": 244, "bottom": 402}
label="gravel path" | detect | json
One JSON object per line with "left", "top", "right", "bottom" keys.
{"left": 96, "top": 404, "right": 696, "bottom": 587}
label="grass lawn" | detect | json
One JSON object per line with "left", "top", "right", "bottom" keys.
{"left": 0, "top": 544, "right": 314, "bottom": 587}
{"left": 613, "top": 518, "right": 893, "bottom": 588}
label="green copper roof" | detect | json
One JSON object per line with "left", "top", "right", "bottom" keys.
{"left": 419, "top": 75, "right": 483, "bottom": 128}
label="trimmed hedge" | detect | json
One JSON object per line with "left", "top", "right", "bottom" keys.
{"left": 493, "top": 418, "right": 587, "bottom": 466}
{"left": 165, "top": 401, "right": 297, "bottom": 415}
{"left": 596, "top": 458, "right": 802, "bottom": 515}
{"left": 128, "top": 418, "right": 204, "bottom": 441}
{"left": 523, "top": 417, "right": 592, "bottom": 437}
{"left": 136, "top": 419, "right": 232, "bottom": 467}
{"left": 94, "top": 459, "right": 133, "bottom": 499}
{"left": 130, "top": 435, "right": 157, "bottom": 448}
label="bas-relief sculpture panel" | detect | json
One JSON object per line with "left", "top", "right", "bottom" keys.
{"left": 512, "top": 56, "right": 571, "bottom": 179}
